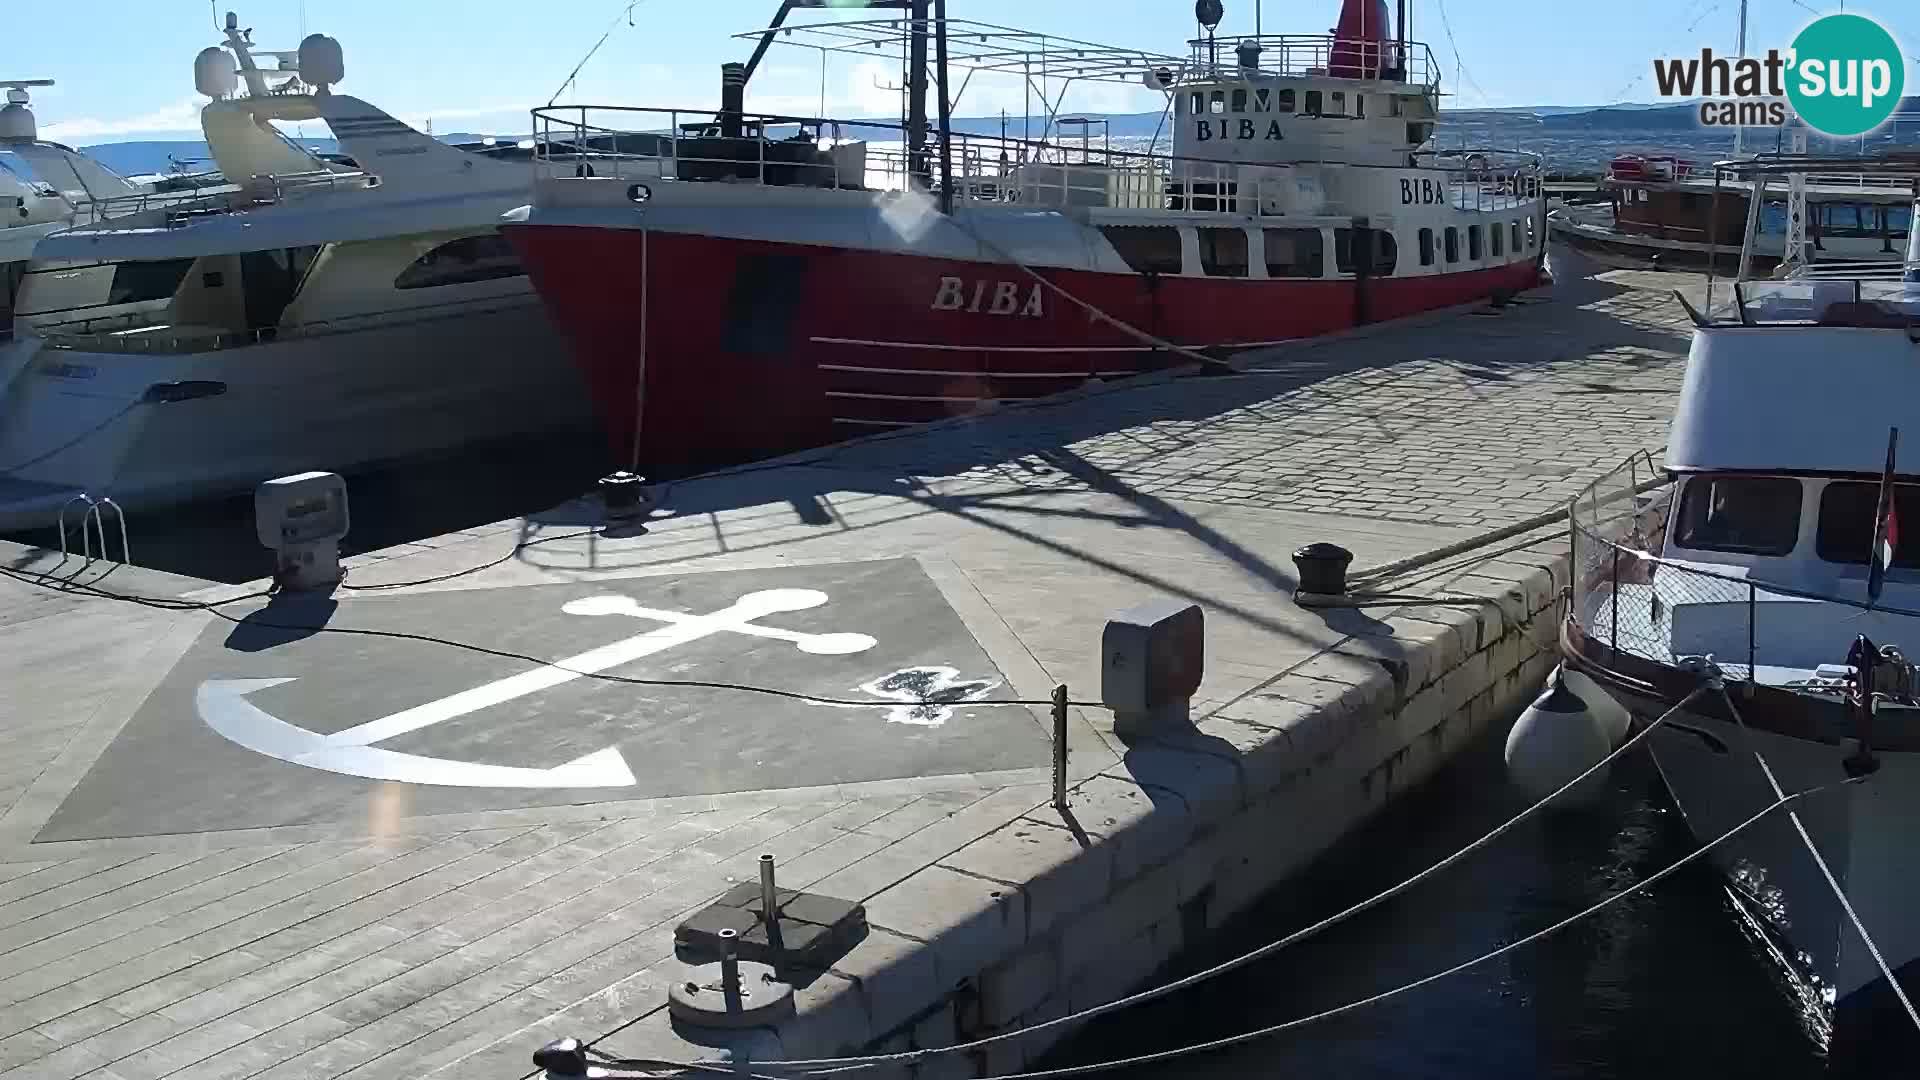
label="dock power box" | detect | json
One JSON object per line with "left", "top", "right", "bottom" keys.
{"left": 255, "top": 471, "right": 349, "bottom": 589}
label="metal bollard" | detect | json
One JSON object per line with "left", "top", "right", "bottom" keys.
{"left": 717, "top": 927, "right": 742, "bottom": 1013}
{"left": 1052, "top": 684, "right": 1069, "bottom": 811}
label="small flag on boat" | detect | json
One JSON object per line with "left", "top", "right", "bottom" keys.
{"left": 1868, "top": 427, "right": 1900, "bottom": 603}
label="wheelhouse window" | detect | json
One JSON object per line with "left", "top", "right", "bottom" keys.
{"left": 1526, "top": 217, "right": 1537, "bottom": 247}
{"left": 1329, "top": 91, "right": 1346, "bottom": 116}
{"left": 1816, "top": 481, "right": 1920, "bottom": 568}
{"left": 1254, "top": 88, "right": 1271, "bottom": 113}
{"left": 1305, "top": 90, "right": 1323, "bottom": 115}
{"left": 1264, "top": 228, "right": 1325, "bottom": 278}
{"left": 1467, "top": 224, "right": 1483, "bottom": 261}
{"left": 1443, "top": 227, "right": 1460, "bottom": 263}
{"left": 1334, "top": 228, "right": 1397, "bottom": 275}
{"left": 1210, "top": 90, "right": 1226, "bottom": 114}
{"left": 1278, "top": 89, "right": 1296, "bottom": 113}
{"left": 1674, "top": 475, "right": 1803, "bottom": 556}
{"left": 1815, "top": 203, "right": 1871, "bottom": 238}
{"left": 1231, "top": 88, "right": 1248, "bottom": 113}
{"left": 394, "top": 233, "right": 525, "bottom": 290}
{"left": 1511, "top": 220, "right": 1523, "bottom": 252}
{"left": 1491, "top": 222, "right": 1504, "bottom": 257}
{"left": 1199, "top": 228, "right": 1249, "bottom": 277}
{"left": 1101, "top": 225, "right": 1183, "bottom": 275}
{"left": 1418, "top": 228, "right": 1435, "bottom": 266}
{"left": 1188, "top": 92, "right": 1203, "bottom": 116}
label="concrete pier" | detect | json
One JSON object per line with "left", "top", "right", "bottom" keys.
{"left": 0, "top": 260, "right": 1695, "bottom": 1080}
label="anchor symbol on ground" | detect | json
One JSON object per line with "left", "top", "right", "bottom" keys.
{"left": 196, "top": 588, "right": 879, "bottom": 788}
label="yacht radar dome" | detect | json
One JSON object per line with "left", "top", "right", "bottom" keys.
{"left": 0, "top": 79, "right": 54, "bottom": 142}
{"left": 194, "top": 47, "right": 240, "bottom": 98}
{"left": 297, "top": 34, "right": 345, "bottom": 92}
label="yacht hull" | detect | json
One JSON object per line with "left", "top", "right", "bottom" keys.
{"left": 1566, "top": 639, "right": 1920, "bottom": 1072}
{"left": 0, "top": 298, "right": 592, "bottom": 531}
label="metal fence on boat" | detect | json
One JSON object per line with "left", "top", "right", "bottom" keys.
{"left": 529, "top": 105, "right": 1542, "bottom": 217}
{"left": 1570, "top": 453, "right": 1920, "bottom": 687}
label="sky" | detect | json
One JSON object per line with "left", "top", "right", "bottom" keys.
{"left": 11, "top": 0, "right": 1920, "bottom": 144}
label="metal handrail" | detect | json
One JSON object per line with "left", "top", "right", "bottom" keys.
{"left": 530, "top": 104, "right": 1544, "bottom": 217}
{"left": 1183, "top": 33, "right": 1442, "bottom": 88}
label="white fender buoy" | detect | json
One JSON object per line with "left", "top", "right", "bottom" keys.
{"left": 1561, "top": 666, "right": 1631, "bottom": 748}
{"left": 1503, "top": 666, "right": 1614, "bottom": 808}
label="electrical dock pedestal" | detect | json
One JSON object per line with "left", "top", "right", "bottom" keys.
{"left": 0, "top": 259, "right": 1698, "bottom": 1078}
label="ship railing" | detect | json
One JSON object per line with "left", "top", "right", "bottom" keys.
{"left": 71, "top": 169, "right": 369, "bottom": 226}
{"left": 531, "top": 105, "right": 1542, "bottom": 215}
{"left": 33, "top": 293, "right": 539, "bottom": 356}
{"left": 1570, "top": 451, "right": 1920, "bottom": 687}
{"left": 1183, "top": 34, "right": 1441, "bottom": 90}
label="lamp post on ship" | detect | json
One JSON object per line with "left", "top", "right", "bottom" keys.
{"left": 1196, "top": 0, "right": 1223, "bottom": 69}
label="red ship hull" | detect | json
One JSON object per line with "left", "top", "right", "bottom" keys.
{"left": 505, "top": 224, "right": 1542, "bottom": 468}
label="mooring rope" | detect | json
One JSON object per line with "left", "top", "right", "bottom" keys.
{"left": 655, "top": 684, "right": 1714, "bottom": 1075}
{"left": 578, "top": 756, "right": 1869, "bottom": 1079}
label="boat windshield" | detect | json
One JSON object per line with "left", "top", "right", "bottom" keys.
{"left": 0, "top": 144, "right": 138, "bottom": 205}
{"left": 1673, "top": 474, "right": 1802, "bottom": 556}
{"left": 1722, "top": 278, "right": 1920, "bottom": 328}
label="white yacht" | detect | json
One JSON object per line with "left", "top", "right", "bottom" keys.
{"left": 1564, "top": 154, "right": 1920, "bottom": 1071}
{"left": 0, "top": 15, "right": 590, "bottom": 531}
{"left": 1, "top": 79, "right": 227, "bottom": 334}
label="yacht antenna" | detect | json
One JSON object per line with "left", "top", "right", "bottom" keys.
{"left": 224, "top": 12, "right": 271, "bottom": 99}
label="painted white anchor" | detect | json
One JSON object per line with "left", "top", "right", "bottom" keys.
{"left": 197, "top": 589, "right": 879, "bottom": 788}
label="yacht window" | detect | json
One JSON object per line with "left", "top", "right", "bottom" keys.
{"left": 1355, "top": 94, "right": 1366, "bottom": 118}
{"left": 1888, "top": 205, "right": 1912, "bottom": 237}
{"left": 1418, "top": 227, "right": 1435, "bottom": 266}
{"left": 1816, "top": 481, "right": 1920, "bottom": 568}
{"left": 107, "top": 259, "right": 195, "bottom": 306}
{"left": 1264, "top": 228, "right": 1325, "bottom": 278}
{"left": 1674, "top": 475, "right": 1802, "bottom": 556}
{"left": 1278, "top": 89, "right": 1296, "bottom": 113}
{"left": 1210, "top": 90, "right": 1226, "bottom": 115}
{"left": 1100, "top": 225, "right": 1184, "bottom": 275}
{"left": 1189, "top": 92, "right": 1204, "bottom": 116}
{"left": 1199, "top": 228, "right": 1249, "bottom": 277}
{"left": 1254, "top": 88, "right": 1271, "bottom": 113}
{"left": 1231, "top": 88, "right": 1248, "bottom": 113}
{"left": 1305, "top": 90, "right": 1323, "bottom": 115}
{"left": 1333, "top": 228, "right": 1397, "bottom": 275}
{"left": 1491, "top": 221, "right": 1505, "bottom": 256}
{"left": 1330, "top": 91, "right": 1346, "bottom": 116}
{"left": 1511, "top": 220, "right": 1523, "bottom": 251}
{"left": 1443, "top": 227, "right": 1459, "bottom": 263}
{"left": 394, "top": 233, "right": 526, "bottom": 290}
{"left": 1467, "top": 225, "right": 1483, "bottom": 260}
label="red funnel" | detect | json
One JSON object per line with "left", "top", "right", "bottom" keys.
{"left": 1328, "top": 0, "right": 1392, "bottom": 79}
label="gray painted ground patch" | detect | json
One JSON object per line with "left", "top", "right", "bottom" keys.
{"left": 39, "top": 558, "right": 1039, "bottom": 841}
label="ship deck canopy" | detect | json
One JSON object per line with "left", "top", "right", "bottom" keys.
{"left": 735, "top": 17, "right": 1188, "bottom": 87}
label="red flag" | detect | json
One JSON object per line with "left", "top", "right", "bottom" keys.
{"left": 1869, "top": 428, "right": 1899, "bottom": 602}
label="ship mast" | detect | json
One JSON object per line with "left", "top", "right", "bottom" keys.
{"left": 1733, "top": 0, "right": 1748, "bottom": 156}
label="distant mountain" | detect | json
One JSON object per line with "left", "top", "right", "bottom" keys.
{"left": 1541, "top": 96, "right": 1920, "bottom": 130}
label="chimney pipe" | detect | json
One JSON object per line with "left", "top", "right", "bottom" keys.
{"left": 720, "top": 62, "right": 747, "bottom": 139}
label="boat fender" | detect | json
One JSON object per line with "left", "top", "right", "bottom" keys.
{"left": 1503, "top": 664, "right": 1615, "bottom": 808}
